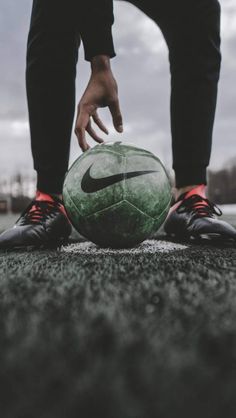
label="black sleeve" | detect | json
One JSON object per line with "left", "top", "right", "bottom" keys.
{"left": 79, "top": 0, "right": 116, "bottom": 62}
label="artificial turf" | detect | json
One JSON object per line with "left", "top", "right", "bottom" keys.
{"left": 0, "top": 219, "right": 236, "bottom": 417}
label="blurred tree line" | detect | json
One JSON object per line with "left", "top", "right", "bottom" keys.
{"left": 208, "top": 164, "right": 236, "bottom": 204}
{"left": 0, "top": 173, "right": 34, "bottom": 213}
{"left": 0, "top": 163, "right": 235, "bottom": 213}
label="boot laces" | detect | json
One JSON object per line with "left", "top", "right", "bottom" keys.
{"left": 176, "top": 194, "right": 222, "bottom": 218}
{"left": 18, "top": 200, "right": 62, "bottom": 225}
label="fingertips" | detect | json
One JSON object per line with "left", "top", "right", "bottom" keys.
{"left": 108, "top": 100, "right": 124, "bottom": 134}
{"left": 116, "top": 125, "right": 123, "bottom": 133}
{"left": 92, "top": 113, "right": 109, "bottom": 135}
{"left": 75, "top": 126, "right": 89, "bottom": 152}
{"left": 87, "top": 125, "right": 104, "bottom": 144}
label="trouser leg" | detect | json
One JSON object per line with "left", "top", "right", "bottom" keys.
{"left": 26, "top": 0, "right": 80, "bottom": 194}
{"left": 127, "top": 0, "right": 222, "bottom": 187}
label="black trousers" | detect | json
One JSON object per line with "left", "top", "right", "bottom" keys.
{"left": 26, "top": 0, "right": 222, "bottom": 194}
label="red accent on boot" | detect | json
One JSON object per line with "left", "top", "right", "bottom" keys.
{"left": 35, "top": 190, "right": 69, "bottom": 219}
{"left": 35, "top": 190, "right": 55, "bottom": 202}
{"left": 183, "top": 184, "right": 206, "bottom": 199}
{"left": 168, "top": 184, "right": 207, "bottom": 215}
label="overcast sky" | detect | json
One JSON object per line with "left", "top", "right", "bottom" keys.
{"left": 0, "top": 0, "right": 236, "bottom": 177}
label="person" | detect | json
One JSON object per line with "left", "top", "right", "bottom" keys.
{"left": 0, "top": 0, "right": 235, "bottom": 249}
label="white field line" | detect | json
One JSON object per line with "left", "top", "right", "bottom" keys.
{"left": 62, "top": 239, "right": 188, "bottom": 255}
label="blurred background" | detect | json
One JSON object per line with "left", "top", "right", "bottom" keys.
{"left": 0, "top": 0, "right": 235, "bottom": 217}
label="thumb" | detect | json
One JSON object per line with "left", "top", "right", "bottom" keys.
{"left": 108, "top": 99, "right": 123, "bottom": 133}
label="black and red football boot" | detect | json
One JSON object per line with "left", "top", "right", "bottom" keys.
{"left": 164, "top": 185, "right": 236, "bottom": 243}
{"left": 0, "top": 191, "right": 72, "bottom": 250}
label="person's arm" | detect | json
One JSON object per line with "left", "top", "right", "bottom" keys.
{"left": 79, "top": 0, "right": 116, "bottom": 61}
{"left": 75, "top": 2, "right": 122, "bottom": 151}
{"left": 75, "top": 54, "right": 123, "bottom": 151}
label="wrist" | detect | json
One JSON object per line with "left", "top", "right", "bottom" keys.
{"left": 91, "top": 55, "right": 111, "bottom": 73}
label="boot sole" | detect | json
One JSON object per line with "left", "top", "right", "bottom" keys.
{"left": 166, "top": 232, "right": 236, "bottom": 245}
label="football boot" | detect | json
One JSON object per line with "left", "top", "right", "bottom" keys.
{"left": 0, "top": 191, "right": 72, "bottom": 250}
{"left": 164, "top": 185, "right": 236, "bottom": 242}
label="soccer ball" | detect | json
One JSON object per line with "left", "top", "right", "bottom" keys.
{"left": 63, "top": 141, "right": 172, "bottom": 248}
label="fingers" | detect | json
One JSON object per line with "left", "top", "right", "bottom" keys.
{"left": 75, "top": 126, "right": 90, "bottom": 152}
{"left": 108, "top": 99, "right": 123, "bottom": 133}
{"left": 75, "top": 99, "right": 123, "bottom": 153}
{"left": 74, "top": 107, "right": 90, "bottom": 151}
{"left": 75, "top": 107, "right": 105, "bottom": 151}
{"left": 87, "top": 120, "right": 104, "bottom": 144}
{"left": 92, "top": 111, "right": 109, "bottom": 135}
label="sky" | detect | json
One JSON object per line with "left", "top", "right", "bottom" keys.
{"left": 0, "top": 0, "right": 236, "bottom": 178}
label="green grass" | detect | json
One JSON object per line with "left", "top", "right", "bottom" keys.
{"left": 0, "top": 223, "right": 236, "bottom": 417}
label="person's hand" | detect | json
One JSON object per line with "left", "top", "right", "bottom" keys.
{"left": 75, "top": 55, "right": 123, "bottom": 151}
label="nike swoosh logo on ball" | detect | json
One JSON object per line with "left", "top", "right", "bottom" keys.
{"left": 81, "top": 164, "right": 158, "bottom": 193}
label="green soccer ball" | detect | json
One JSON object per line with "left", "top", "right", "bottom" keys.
{"left": 63, "top": 141, "right": 172, "bottom": 248}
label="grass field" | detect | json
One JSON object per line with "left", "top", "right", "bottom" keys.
{"left": 0, "top": 213, "right": 236, "bottom": 417}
